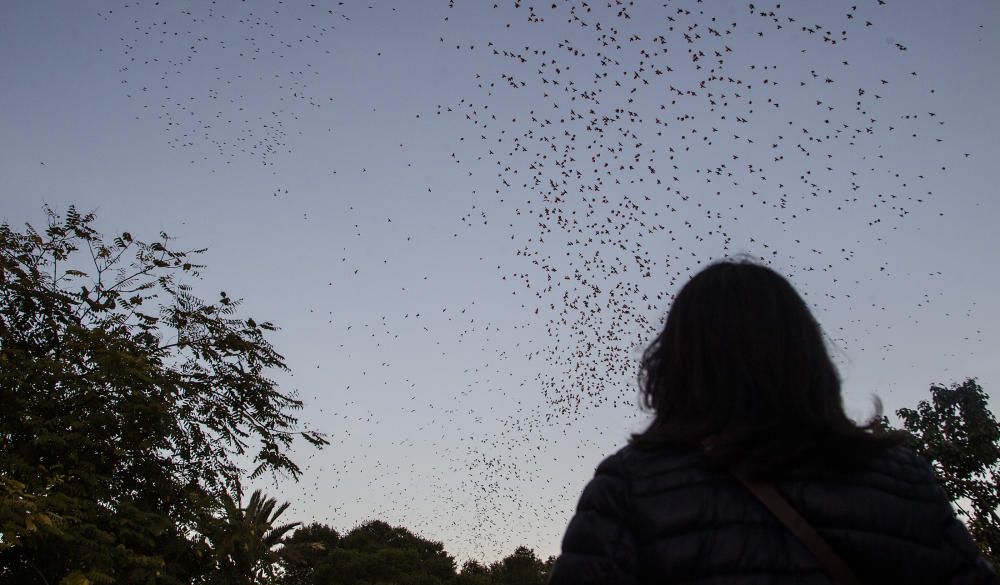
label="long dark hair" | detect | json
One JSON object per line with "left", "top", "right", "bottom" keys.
{"left": 632, "top": 258, "right": 903, "bottom": 477}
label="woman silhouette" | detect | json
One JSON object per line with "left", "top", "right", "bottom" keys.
{"left": 549, "top": 258, "right": 997, "bottom": 584}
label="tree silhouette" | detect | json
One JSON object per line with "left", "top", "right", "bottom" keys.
{"left": 486, "top": 546, "right": 553, "bottom": 585}
{"left": 277, "top": 520, "right": 456, "bottom": 584}
{"left": 204, "top": 490, "right": 300, "bottom": 585}
{"left": 278, "top": 524, "right": 342, "bottom": 585}
{"left": 0, "top": 206, "right": 325, "bottom": 584}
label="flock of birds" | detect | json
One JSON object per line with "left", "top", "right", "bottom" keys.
{"left": 98, "top": 0, "right": 971, "bottom": 561}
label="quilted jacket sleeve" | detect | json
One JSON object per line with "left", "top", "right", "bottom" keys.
{"left": 905, "top": 449, "right": 999, "bottom": 585}
{"left": 548, "top": 452, "right": 638, "bottom": 585}
{"left": 936, "top": 491, "right": 1000, "bottom": 584}
{"left": 943, "top": 511, "right": 1000, "bottom": 585}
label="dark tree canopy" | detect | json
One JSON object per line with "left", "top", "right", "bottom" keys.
{"left": 0, "top": 206, "right": 325, "bottom": 584}
{"left": 278, "top": 520, "right": 456, "bottom": 585}
{"left": 483, "top": 546, "right": 552, "bottom": 585}
{"left": 277, "top": 521, "right": 553, "bottom": 585}
{"left": 203, "top": 489, "right": 302, "bottom": 585}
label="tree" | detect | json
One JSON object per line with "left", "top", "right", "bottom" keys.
{"left": 486, "top": 546, "right": 552, "bottom": 585}
{"left": 454, "top": 560, "right": 491, "bottom": 585}
{"left": 277, "top": 524, "right": 342, "bottom": 585}
{"left": 0, "top": 206, "right": 326, "bottom": 584}
{"left": 203, "top": 490, "right": 300, "bottom": 585}
{"left": 884, "top": 379, "right": 1000, "bottom": 567}
{"left": 276, "top": 521, "right": 558, "bottom": 585}
{"left": 278, "top": 520, "right": 456, "bottom": 585}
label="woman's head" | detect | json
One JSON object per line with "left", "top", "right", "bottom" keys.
{"left": 634, "top": 257, "right": 899, "bottom": 474}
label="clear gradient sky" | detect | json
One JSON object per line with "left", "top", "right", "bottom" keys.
{"left": 2, "top": 0, "right": 999, "bottom": 561}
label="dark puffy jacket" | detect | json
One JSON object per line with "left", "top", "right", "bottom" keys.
{"left": 549, "top": 444, "right": 998, "bottom": 585}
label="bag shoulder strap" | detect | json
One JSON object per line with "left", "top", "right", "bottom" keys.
{"left": 731, "top": 470, "right": 865, "bottom": 585}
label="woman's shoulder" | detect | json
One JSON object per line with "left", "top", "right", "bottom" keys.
{"left": 822, "top": 443, "right": 946, "bottom": 503}
{"left": 568, "top": 444, "right": 706, "bottom": 533}
{"left": 594, "top": 442, "right": 711, "bottom": 489}
{"left": 595, "top": 441, "right": 945, "bottom": 499}
{"left": 597, "top": 442, "right": 696, "bottom": 471}
{"left": 865, "top": 443, "right": 939, "bottom": 482}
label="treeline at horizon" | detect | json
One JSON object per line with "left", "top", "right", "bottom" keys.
{"left": 277, "top": 519, "right": 553, "bottom": 585}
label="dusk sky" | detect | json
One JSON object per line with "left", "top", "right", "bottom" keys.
{"left": 2, "top": 0, "right": 998, "bottom": 561}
